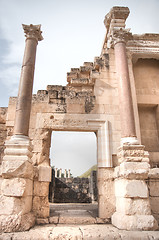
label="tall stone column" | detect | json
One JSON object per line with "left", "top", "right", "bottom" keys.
{"left": 111, "top": 29, "right": 158, "bottom": 231}
{"left": 14, "top": 24, "right": 43, "bottom": 137}
{"left": 0, "top": 25, "right": 43, "bottom": 233}
{"left": 114, "top": 29, "right": 138, "bottom": 145}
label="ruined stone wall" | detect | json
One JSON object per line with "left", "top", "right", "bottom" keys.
{"left": 53, "top": 177, "right": 91, "bottom": 203}
{"left": 148, "top": 169, "right": 159, "bottom": 224}
{"left": 0, "top": 107, "right": 7, "bottom": 197}
{"left": 0, "top": 108, "right": 7, "bottom": 163}
{"left": 50, "top": 170, "right": 98, "bottom": 204}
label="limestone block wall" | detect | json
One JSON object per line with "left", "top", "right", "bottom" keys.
{"left": 0, "top": 107, "right": 7, "bottom": 197}
{"left": 0, "top": 107, "right": 7, "bottom": 164}
{"left": 148, "top": 168, "right": 159, "bottom": 223}
{"left": 133, "top": 59, "right": 159, "bottom": 167}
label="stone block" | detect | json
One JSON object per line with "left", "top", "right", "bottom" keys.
{"left": 33, "top": 196, "right": 49, "bottom": 218}
{"left": 149, "top": 181, "right": 159, "bottom": 196}
{"left": 1, "top": 178, "right": 33, "bottom": 197}
{"left": 149, "top": 168, "right": 159, "bottom": 179}
{"left": 0, "top": 212, "right": 35, "bottom": 233}
{"left": 112, "top": 212, "right": 158, "bottom": 231}
{"left": 98, "top": 167, "right": 114, "bottom": 181}
{"left": 150, "top": 197, "right": 159, "bottom": 214}
{"left": 67, "top": 103, "right": 85, "bottom": 114}
{"left": 98, "top": 179, "right": 114, "bottom": 196}
{"left": 49, "top": 216, "right": 59, "bottom": 224}
{"left": 98, "top": 194, "right": 116, "bottom": 218}
{"left": 36, "top": 218, "right": 49, "bottom": 225}
{"left": 117, "top": 145, "right": 145, "bottom": 163}
{"left": 2, "top": 159, "right": 33, "bottom": 179}
{"left": 33, "top": 181, "right": 49, "bottom": 196}
{"left": 116, "top": 197, "right": 151, "bottom": 215}
{"left": 115, "top": 179, "right": 148, "bottom": 198}
{"left": 38, "top": 165, "right": 51, "bottom": 182}
{"left": 0, "top": 195, "right": 32, "bottom": 215}
{"left": 114, "top": 162, "right": 150, "bottom": 179}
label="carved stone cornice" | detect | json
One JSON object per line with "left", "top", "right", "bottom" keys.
{"left": 104, "top": 6, "right": 130, "bottom": 31}
{"left": 22, "top": 24, "right": 43, "bottom": 42}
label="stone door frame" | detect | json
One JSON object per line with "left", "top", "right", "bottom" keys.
{"left": 35, "top": 115, "right": 113, "bottom": 219}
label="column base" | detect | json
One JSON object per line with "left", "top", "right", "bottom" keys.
{"left": 112, "top": 212, "right": 158, "bottom": 231}
{"left": 1, "top": 135, "right": 34, "bottom": 232}
{"left": 11, "top": 134, "right": 30, "bottom": 141}
{"left": 121, "top": 137, "right": 139, "bottom": 145}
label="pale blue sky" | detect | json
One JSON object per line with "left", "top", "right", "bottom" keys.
{"left": 0, "top": 0, "right": 159, "bottom": 175}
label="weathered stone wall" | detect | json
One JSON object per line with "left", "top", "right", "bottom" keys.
{"left": 0, "top": 107, "right": 7, "bottom": 164}
{"left": 0, "top": 107, "right": 7, "bottom": 198}
{"left": 53, "top": 177, "right": 91, "bottom": 203}
{"left": 148, "top": 168, "right": 159, "bottom": 223}
{"left": 49, "top": 170, "right": 98, "bottom": 204}
{"left": 133, "top": 59, "right": 159, "bottom": 167}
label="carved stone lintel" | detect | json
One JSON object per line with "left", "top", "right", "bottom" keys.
{"left": 22, "top": 24, "right": 43, "bottom": 42}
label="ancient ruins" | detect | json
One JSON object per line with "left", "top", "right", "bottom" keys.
{"left": 0, "top": 6, "right": 159, "bottom": 233}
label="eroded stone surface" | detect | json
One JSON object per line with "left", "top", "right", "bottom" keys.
{"left": 1, "top": 178, "right": 33, "bottom": 197}
{"left": 0, "top": 212, "right": 35, "bottom": 233}
{"left": 112, "top": 212, "right": 158, "bottom": 231}
{"left": 114, "top": 179, "right": 148, "bottom": 198}
{"left": 116, "top": 197, "right": 151, "bottom": 215}
{"left": 114, "top": 162, "right": 150, "bottom": 179}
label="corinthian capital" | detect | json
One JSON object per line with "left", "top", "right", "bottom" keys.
{"left": 22, "top": 24, "right": 43, "bottom": 42}
{"left": 112, "top": 28, "right": 132, "bottom": 46}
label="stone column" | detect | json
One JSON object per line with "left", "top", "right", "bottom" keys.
{"left": 59, "top": 168, "right": 62, "bottom": 178}
{"left": 114, "top": 29, "right": 138, "bottom": 145}
{"left": 64, "top": 169, "right": 67, "bottom": 178}
{"left": 111, "top": 28, "right": 158, "bottom": 231}
{"left": 14, "top": 24, "right": 43, "bottom": 137}
{"left": 0, "top": 24, "right": 43, "bottom": 233}
{"left": 68, "top": 169, "right": 71, "bottom": 178}
{"left": 55, "top": 168, "right": 58, "bottom": 178}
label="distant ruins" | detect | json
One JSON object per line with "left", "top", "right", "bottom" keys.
{"left": 0, "top": 6, "right": 159, "bottom": 232}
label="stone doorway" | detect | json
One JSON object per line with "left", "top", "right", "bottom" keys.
{"left": 48, "top": 131, "right": 98, "bottom": 223}
{"left": 32, "top": 117, "right": 113, "bottom": 223}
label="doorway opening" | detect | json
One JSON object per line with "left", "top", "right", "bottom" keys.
{"left": 49, "top": 131, "right": 98, "bottom": 222}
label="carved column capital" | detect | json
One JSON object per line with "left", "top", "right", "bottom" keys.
{"left": 22, "top": 24, "right": 43, "bottom": 42}
{"left": 112, "top": 28, "right": 132, "bottom": 46}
